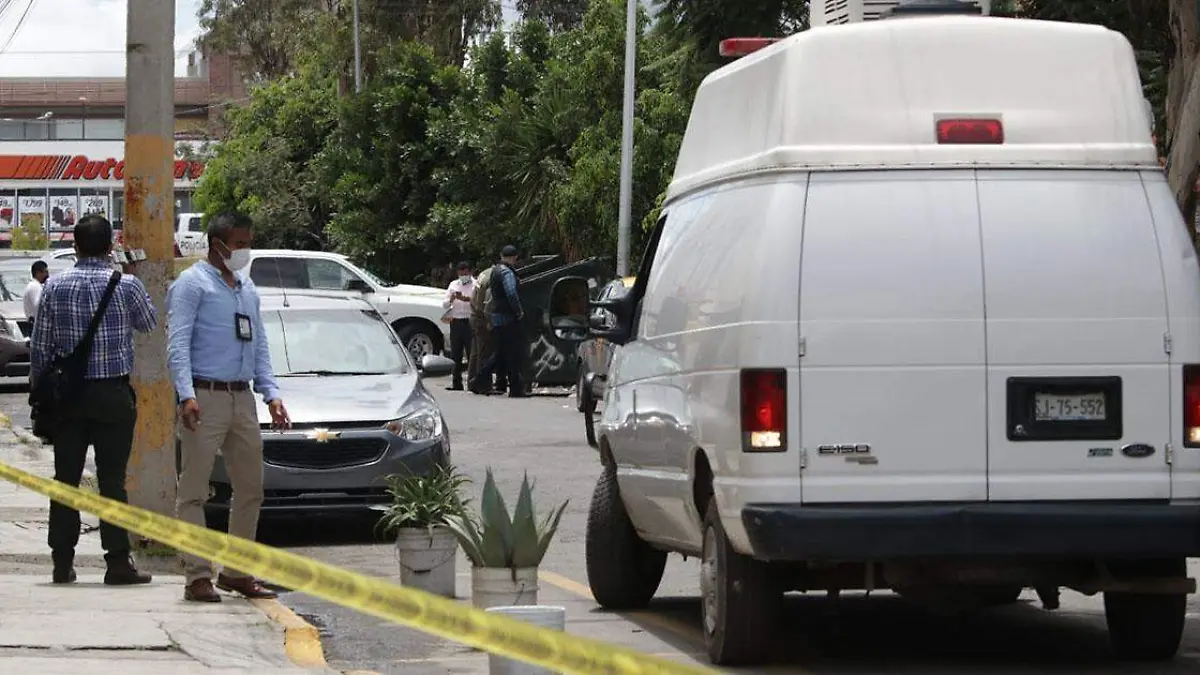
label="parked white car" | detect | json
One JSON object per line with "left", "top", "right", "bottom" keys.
{"left": 246, "top": 249, "right": 449, "bottom": 358}
{"left": 550, "top": 14, "right": 1200, "bottom": 667}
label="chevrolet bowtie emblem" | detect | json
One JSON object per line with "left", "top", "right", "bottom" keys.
{"left": 306, "top": 428, "right": 341, "bottom": 443}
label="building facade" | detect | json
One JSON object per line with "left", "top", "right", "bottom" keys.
{"left": 0, "top": 46, "right": 244, "bottom": 247}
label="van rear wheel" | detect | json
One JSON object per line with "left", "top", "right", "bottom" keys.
{"left": 1105, "top": 558, "right": 1187, "bottom": 662}
{"left": 1105, "top": 591, "right": 1186, "bottom": 661}
{"left": 585, "top": 467, "right": 667, "bottom": 609}
{"left": 701, "top": 501, "right": 779, "bottom": 666}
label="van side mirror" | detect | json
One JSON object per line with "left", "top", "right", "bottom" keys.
{"left": 345, "top": 278, "right": 373, "bottom": 293}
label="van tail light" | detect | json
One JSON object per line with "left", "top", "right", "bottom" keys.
{"left": 719, "top": 38, "right": 782, "bottom": 58}
{"left": 1185, "top": 366, "right": 1200, "bottom": 447}
{"left": 740, "top": 369, "right": 787, "bottom": 452}
{"left": 936, "top": 118, "right": 1004, "bottom": 144}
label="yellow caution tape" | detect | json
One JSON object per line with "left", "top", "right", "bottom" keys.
{"left": 0, "top": 460, "right": 716, "bottom": 675}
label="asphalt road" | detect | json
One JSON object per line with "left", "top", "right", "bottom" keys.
{"left": 2, "top": 381, "right": 1200, "bottom": 674}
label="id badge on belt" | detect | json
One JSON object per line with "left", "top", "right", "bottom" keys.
{"left": 235, "top": 313, "right": 253, "bottom": 342}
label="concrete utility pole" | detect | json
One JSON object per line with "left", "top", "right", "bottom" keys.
{"left": 123, "top": 0, "right": 177, "bottom": 534}
{"left": 615, "top": 0, "right": 637, "bottom": 276}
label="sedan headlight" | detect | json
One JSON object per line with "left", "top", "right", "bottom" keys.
{"left": 384, "top": 408, "right": 443, "bottom": 442}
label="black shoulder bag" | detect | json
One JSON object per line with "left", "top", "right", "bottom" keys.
{"left": 30, "top": 271, "right": 122, "bottom": 442}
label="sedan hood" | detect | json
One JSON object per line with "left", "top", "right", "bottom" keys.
{"left": 255, "top": 372, "right": 426, "bottom": 426}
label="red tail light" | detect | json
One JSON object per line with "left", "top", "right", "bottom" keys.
{"left": 1185, "top": 366, "right": 1200, "bottom": 447}
{"left": 740, "top": 369, "right": 787, "bottom": 452}
{"left": 936, "top": 118, "right": 1004, "bottom": 145}
{"left": 719, "top": 38, "right": 782, "bottom": 58}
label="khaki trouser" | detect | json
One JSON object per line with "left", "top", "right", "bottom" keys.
{"left": 175, "top": 388, "right": 264, "bottom": 583}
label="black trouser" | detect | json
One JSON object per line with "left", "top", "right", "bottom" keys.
{"left": 48, "top": 377, "right": 137, "bottom": 565}
{"left": 449, "top": 318, "right": 472, "bottom": 387}
{"left": 474, "top": 320, "right": 526, "bottom": 396}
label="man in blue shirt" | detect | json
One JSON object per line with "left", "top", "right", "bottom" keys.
{"left": 31, "top": 215, "right": 156, "bottom": 586}
{"left": 167, "top": 211, "right": 290, "bottom": 603}
{"left": 469, "top": 245, "right": 527, "bottom": 397}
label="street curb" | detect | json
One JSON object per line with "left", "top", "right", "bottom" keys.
{"left": 250, "top": 597, "right": 331, "bottom": 670}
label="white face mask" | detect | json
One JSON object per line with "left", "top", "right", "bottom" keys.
{"left": 224, "top": 247, "right": 251, "bottom": 272}
{"left": 459, "top": 275, "right": 472, "bottom": 285}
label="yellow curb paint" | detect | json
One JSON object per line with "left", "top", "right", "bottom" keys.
{"left": 537, "top": 571, "right": 706, "bottom": 647}
{"left": 250, "top": 597, "right": 330, "bottom": 669}
{"left": 0, "top": 412, "right": 12, "bottom": 429}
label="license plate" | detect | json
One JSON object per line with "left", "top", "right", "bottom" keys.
{"left": 1034, "top": 392, "right": 1106, "bottom": 422}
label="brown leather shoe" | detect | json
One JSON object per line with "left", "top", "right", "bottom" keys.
{"left": 216, "top": 574, "right": 277, "bottom": 599}
{"left": 184, "top": 578, "right": 222, "bottom": 603}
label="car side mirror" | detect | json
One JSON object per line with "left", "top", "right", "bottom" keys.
{"left": 345, "top": 278, "right": 373, "bottom": 293}
{"left": 547, "top": 276, "right": 592, "bottom": 343}
{"left": 419, "top": 354, "right": 455, "bottom": 377}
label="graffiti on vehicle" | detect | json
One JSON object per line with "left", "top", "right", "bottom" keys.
{"left": 530, "top": 333, "right": 566, "bottom": 382}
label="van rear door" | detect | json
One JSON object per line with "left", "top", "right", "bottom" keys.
{"left": 978, "top": 171, "right": 1171, "bottom": 501}
{"left": 799, "top": 171, "right": 988, "bottom": 503}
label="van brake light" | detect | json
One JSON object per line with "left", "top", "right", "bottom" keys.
{"left": 1184, "top": 366, "right": 1200, "bottom": 447}
{"left": 936, "top": 118, "right": 1004, "bottom": 145}
{"left": 719, "top": 38, "right": 782, "bottom": 58}
{"left": 740, "top": 369, "right": 787, "bottom": 452}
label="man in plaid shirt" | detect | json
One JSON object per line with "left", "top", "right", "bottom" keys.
{"left": 30, "top": 214, "right": 157, "bottom": 586}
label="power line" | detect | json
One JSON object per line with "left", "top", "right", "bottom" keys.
{"left": 0, "top": 0, "right": 38, "bottom": 57}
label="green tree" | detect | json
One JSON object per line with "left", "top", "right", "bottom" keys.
{"left": 317, "top": 41, "right": 465, "bottom": 282}
{"left": 193, "top": 69, "right": 340, "bottom": 248}
{"left": 197, "top": 0, "right": 332, "bottom": 81}
{"left": 516, "top": 0, "right": 589, "bottom": 31}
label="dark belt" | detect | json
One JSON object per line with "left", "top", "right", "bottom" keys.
{"left": 86, "top": 375, "right": 130, "bottom": 385}
{"left": 193, "top": 378, "right": 250, "bottom": 392}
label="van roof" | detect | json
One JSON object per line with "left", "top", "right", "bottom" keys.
{"left": 667, "top": 17, "right": 1156, "bottom": 202}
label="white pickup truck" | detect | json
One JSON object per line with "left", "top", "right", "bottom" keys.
{"left": 245, "top": 249, "right": 449, "bottom": 359}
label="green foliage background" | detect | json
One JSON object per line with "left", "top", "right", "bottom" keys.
{"left": 194, "top": 0, "right": 1171, "bottom": 285}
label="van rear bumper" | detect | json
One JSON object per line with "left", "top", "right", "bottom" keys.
{"left": 741, "top": 502, "right": 1200, "bottom": 561}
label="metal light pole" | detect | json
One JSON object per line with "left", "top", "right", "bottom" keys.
{"left": 352, "top": 0, "right": 362, "bottom": 93}
{"left": 615, "top": 0, "right": 637, "bottom": 277}
{"left": 124, "top": 0, "right": 177, "bottom": 528}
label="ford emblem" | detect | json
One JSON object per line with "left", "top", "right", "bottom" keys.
{"left": 1120, "top": 444, "right": 1155, "bottom": 459}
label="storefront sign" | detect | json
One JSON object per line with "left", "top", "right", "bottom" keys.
{"left": 0, "top": 154, "right": 205, "bottom": 181}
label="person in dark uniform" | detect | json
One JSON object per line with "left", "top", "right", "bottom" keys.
{"left": 469, "top": 245, "right": 526, "bottom": 397}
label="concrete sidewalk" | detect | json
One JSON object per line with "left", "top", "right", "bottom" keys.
{"left": 0, "top": 418, "right": 337, "bottom": 674}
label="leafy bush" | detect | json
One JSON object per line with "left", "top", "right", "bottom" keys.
{"left": 377, "top": 464, "right": 471, "bottom": 534}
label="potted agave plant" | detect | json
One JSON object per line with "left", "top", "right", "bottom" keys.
{"left": 376, "top": 464, "right": 471, "bottom": 598}
{"left": 444, "top": 468, "right": 568, "bottom": 609}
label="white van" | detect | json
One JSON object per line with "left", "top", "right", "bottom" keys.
{"left": 549, "top": 15, "right": 1200, "bottom": 667}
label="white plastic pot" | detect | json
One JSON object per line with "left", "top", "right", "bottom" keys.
{"left": 395, "top": 526, "right": 458, "bottom": 598}
{"left": 471, "top": 566, "right": 539, "bottom": 609}
{"left": 484, "top": 605, "right": 567, "bottom": 675}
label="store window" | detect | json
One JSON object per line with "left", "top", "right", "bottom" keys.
{"left": 83, "top": 119, "right": 124, "bottom": 140}
{"left": 55, "top": 119, "right": 84, "bottom": 140}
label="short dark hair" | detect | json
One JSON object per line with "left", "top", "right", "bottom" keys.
{"left": 74, "top": 214, "right": 113, "bottom": 257}
{"left": 206, "top": 211, "right": 253, "bottom": 245}
{"left": 31, "top": 260, "right": 47, "bottom": 276}
{"left": 501, "top": 244, "right": 518, "bottom": 258}
{"left": 456, "top": 261, "right": 471, "bottom": 271}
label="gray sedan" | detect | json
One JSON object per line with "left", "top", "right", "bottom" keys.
{"left": 196, "top": 293, "right": 456, "bottom": 522}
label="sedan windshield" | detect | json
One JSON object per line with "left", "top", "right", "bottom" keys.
{"left": 263, "top": 309, "right": 412, "bottom": 376}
